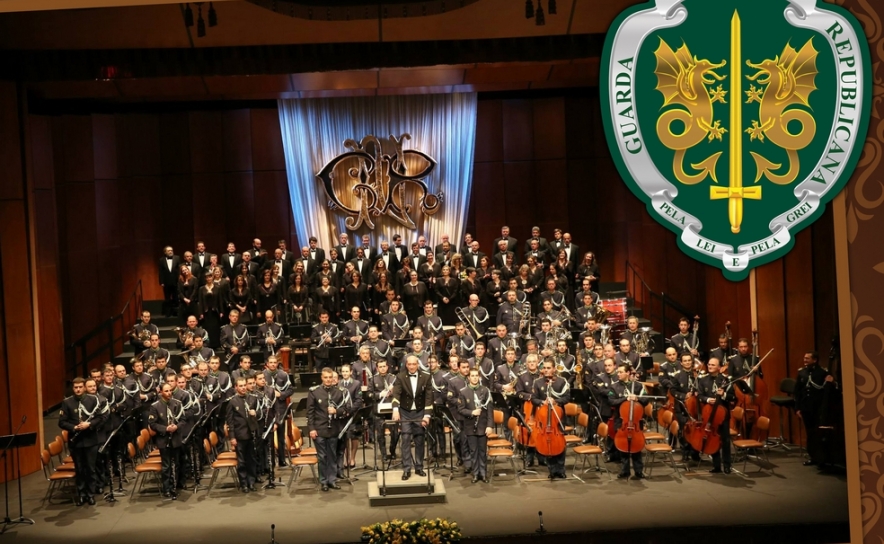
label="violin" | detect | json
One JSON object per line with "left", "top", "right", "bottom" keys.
{"left": 614, "top": 380, "right": 645, "bottom": 454}
{"left": 533, "top": 380, "right": 566, "bottom": 458}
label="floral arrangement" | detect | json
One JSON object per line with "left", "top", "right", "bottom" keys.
{"left": 360, "top": 518, "right": 462, "bottom": 543}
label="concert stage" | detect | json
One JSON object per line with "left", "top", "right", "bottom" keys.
{"left": 2, "top": 413, "right": 849, "bottom": 544}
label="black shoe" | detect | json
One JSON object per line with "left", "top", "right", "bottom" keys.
{"left": 803, "top": 460, "right": 817, "bottom": 466}
{"left": 415, "top": 469, "right": 426, "bottom": 477}
{"left": 464, "top": 468, "right": 472, "bottom": 475}
{"left": 471, "top": 476, "right": 479, "bottom": 484}
{"left": 162, "top": 492, "right": 172, "bottom": 499}
{"left": 86, "top": 495, "right": 96, "bottom": 505}
{"left": 631, "top": 473, "right": 645, "bottom": 480}
{"left": 321, "top": 485, "right": 329, "bottom": 492}
{"left": 526, "top": 459, "right": 535, "bottom": 468}
{"left": 456, "top": 459, "right": 463, "bottom": 467}
{"left": 75, "top": 496, "right": 84, "bottom": 507}
{"left": 617, "top": 473, "right": 629, "bottom": 479}
{"left": 240, "top": 487, "right": 250, "bottom": 494}
{"left": 171, "top": 492, "right": 178, "bottom": 500}
{"left": 255, "top": 477, "right": 265, "bottom": 484}
{"left": 691, "top": 453, "right": 701, "bottom": 462}
{"left": 389, "top": 452, "right": 397, "bottom": 460}
{"left": 330, "top": 483, "right": 342, "bottom": 490}
{"left": 337, "top": 472, "right": 344, "bottom": 479}
{"left": 723, "top": 468, "right": 732, "bottom": 475}
{"left": 710, "top": 468, "right": 722, "bottom": 474}
{"left": 402, "top": 470, "right": 411, "bottom": 481}
{"left": 483, "top": 477, "right": 490, "bottom": 483}
{"left": 278, "top": 460, "right": 288, "bottom": 468}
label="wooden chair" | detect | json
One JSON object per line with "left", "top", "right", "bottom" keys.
{"left": 733, "top": 416, "right": 771, "bottom": 472}
{"left": 286, "top": 427, "right": 320, "bottom": 491}
{"left": 572, "top": 423, "right": 612, "bottom": 481}
{"left": 40, "top": 449, "right": 76, "bottom": 504}
{"left": 644, "top": 409, "right": 668, "bottom": 442}
{"left": 48, "top": 439, "right": 75, "bottom": 472}
{"left": 209, "top": 431, "right": 237, "bottom": 460}
{"left": 729, "top": 406, "right": 745, "bottom": 440}
{"left": 204, "top": 439, "right": 240, "bottom": 496}
{"left": 563, "top": 403, "right": 581, "bottom": 433}
{"left": 644, "top": 420, "right": 681, "bottom": 478}
{"left": 486, "top": 410, "right": 513, "bottom": 449}
{"left": 128, "top": 442, "right": 163, "bottom": 501}
{"left": 137, "top": 436, "right": 162, "bottom": 465}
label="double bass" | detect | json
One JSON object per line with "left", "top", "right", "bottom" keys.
{"left": 533, "top": 381, "right": 566, "bottom": 458}
{"left": 685, "top": 375, "right": 729, "bottom": 455}
{"left": 614, "top": 378, "right": 646, "bottom": 455}
{"left": 734, "top": 330, "right": 770, "bottom": 428}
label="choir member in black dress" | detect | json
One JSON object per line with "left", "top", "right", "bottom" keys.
{"left": 198, "top": 272, "right": 223, "bottom": 348}
{"left": 401, "top": 270, "right": 429, "bottom": 323}
{"left": 554, "top": 250, "right": 575, "bottom": 295}
{"left": 314, "top": 275, "right": 339, "bottom": 321}
{"left": 256, "top": 268, "right": 284, "bottom": 318}
{"left": 436, "top": 265, "right": 460, "bottom": 326}
{"left": 228, "top": 274, "right": 254, "bottom": 324}
{"left": 477, "top": 256, "right": 492, "bottom": 289}
{"left": 159, "top": 246, "right": 182, "bottom": 318}
{"left": 461, "top": 267, "right": 482, "bottom": 309}
{"left": 418, "top": 251, "right": 441, "bottom": 288}
{"left": 312, "top": 259, "right": 338, "bottom": 292}
{"left": 577, "top": 252, "right": 601, "bottom": 294}
{"left": 485, "top": 269, "right": 505, "bottom": 322}
{"left": 287, "top": 272, "right": 312, "bottom": 325}
{"left": 178, "top": 265, "right": 199, "bottom": 325}
{"left": 395, "top": 259, "right": 412, "bottom": 294}
{"left": 344, "top": 271, "right": 371, "bottom": 316}
{"left": 371, "top": 271, "right": 394, "bottom": 324}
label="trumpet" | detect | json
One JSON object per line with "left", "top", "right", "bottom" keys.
{"left": 455, "top": 306, "right": 481, "bottom": 339}
{"left": 265, "top": 330, "right": 276, "bottom": 356}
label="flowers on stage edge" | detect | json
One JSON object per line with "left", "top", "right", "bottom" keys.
{"left": 360, "top": 517, "right": 462, "bottom": 543}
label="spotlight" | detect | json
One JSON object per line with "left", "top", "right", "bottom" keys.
{"left": 208, "top": 2, "right": 217, "bottom": 27}
{"left": 184, "top": 3, "right": 193, "bottom": 27}
{"left": 535, "top": 0, "right": 545, "bottom": 25}
{"left": 525, "top": 0, "right": 534, "bottom": 19}
{"left": 549, "top": 0, "right": 556, "bottom": 15}
{"left": 197, "top": 3, "right": 206, "bottom": 37}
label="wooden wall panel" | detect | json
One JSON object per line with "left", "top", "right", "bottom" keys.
{"left": 502, "top": 99, "right": 533, "bottom": 162}
{"left": 253, "top": 170, "right": 291, "bottom": 242}
{"left": 159, "top": 113, "right": 190, "bottom": 175}
{"left": 534, "top": 159, "right": 567, "bottom": 226}
{"left": 474, "top": 99, "right": 503, "bottom": 163}
{"left": 755, "top": 260, "right": 789, "bottom": 441}
{"left": 92, "top": 114, "right": 117, "bottom": 180}
{"left": 192, "top": 172, "right": 228, "bottom": 251}
{"left": 224, "top": 172, "right": 256, "bottom": 243}
{"left": 471, "top": 161, "right": 506, "bottom": 248}
{"left": 189, "top": 111, "right": 224, "bottom": 174}
{"left": 222, "top": 109, "right": 253, "bottom": 172}
{"left": 251, "top": 108, "right": 285, "bottom": 171}
{"left": 532, "top": 98, "right": 566, "bottom": 160}
{"left": 503, "top": 161, "right": 535, "bottom": 242}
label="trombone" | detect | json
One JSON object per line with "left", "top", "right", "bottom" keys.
{"left": 455, "top": 306, "right": 482, "bottom": 339}
{"left": 517, "top": 301, "right": 533, "bottom": 340}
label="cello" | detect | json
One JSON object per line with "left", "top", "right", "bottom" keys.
{"left": 517, "top": 400, "right": 537, "bottom": 449}
{"left": 685, "top": 374, "right": 729, "bottom": 455}
{"left": 614, "top": 378, "right": 646, "bottom": 455}
{"left": 735, "top": 330, "right": 770, "bottom": 428}
{"left": 533, "top": 381, "right": 566, "bottom": 459}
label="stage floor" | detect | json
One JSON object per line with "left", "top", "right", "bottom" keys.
{"left": 4, "top": 414, "right": 849, "bottom": 544}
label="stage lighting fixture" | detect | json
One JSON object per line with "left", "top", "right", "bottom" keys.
{"left": 208, "top": 2, "right": 217, "bottom": 27}
{"left": 184, "top": 2, "right": 194, "bottom": 27}
{"left": 197, "top": 3, "right": 206, "bottom": 37}
{"left": 525, "top": 0, "right": 534, "bottom": 19}
{"left": 535, "top": 1, "right": 545, "bottom": 25}
{"left": 548, "top": 0, "right": 556, "bottom": 15}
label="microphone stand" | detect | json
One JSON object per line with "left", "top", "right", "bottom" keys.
{"left": 1, "top": 416, "right": 33, "bottom": 533}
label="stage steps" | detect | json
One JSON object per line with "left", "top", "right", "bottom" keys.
{"left": 367, "top": 470, "right": 447, "bottom": 507}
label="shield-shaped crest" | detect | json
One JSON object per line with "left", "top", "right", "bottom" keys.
{"left": 601, "top": 0, "right": 871, "bottom": 280}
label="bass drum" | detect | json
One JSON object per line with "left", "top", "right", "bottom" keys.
{"left": 278, "top": 346, "right": 292, "bottom": 372}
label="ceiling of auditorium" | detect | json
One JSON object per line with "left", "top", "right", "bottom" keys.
{"left": 0, "top": 0, "right": 639, "bottom": 102}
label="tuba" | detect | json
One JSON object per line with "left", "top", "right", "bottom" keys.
{"left": 634, "top": 327, "right": 651, "bottom": 355}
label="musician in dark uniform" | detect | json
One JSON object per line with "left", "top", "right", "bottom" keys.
{"left": 727, "top": 338, "right": 763, "bottom": 380}
{"left": 368, "top": 360, "right": 398, "bottom": 464}
{"left": 698, "top": 357, "right": 736, "bottom": 474}
{"left": 149, "top": 355, "right": 176, "bottom": 386}
{"left": 668, "top": 353, "right": 702, "bottom": 461}
{"left": 337, "top": 364, "right": 364, "bottom": 472}
{"left": 130, "top": 311, "right": 159, "bottom": 355}
{"left": 553, "top": 339, "right": 576, "bottom": 387}
{"left": 457, "top": 369, "right": 493, "bottom": 483}
{"left": 657, "top": 348, "right": 681, "bottom": 395}
{"left": 446, "top": 322, "right": 476, "bottom": 361}
{"left": 795, "top": 351, "right": 834, "bottom": 468}
{"left": 416, "top": 300, "right": 444, "bottom": 350}
{"left": 392, "top": 355, "right": 435, "bottom": 480}
{"left": 64, "top": 378, "right": 106, "bottom": 502}
{"left": 381, "top": 301, "right": 410, "bottom": 349}
{"left": 608, "top": 365, "right": 648, "bottom": 479}
{"left": 496, "top": 290, "right": 521, "bottom": 334}
{"left": 124, "top": 359, "right": 156, "bottom": 429}
{"left": 361, "top": 325, "right": 394, "bottom": 370}
{"left": 515, "top": 354, "right": 542, "bottom": 466}
{"left": 531, "top": 359, "right": 571, "bottom": 479}
{"left": 590, "top": 358, "right": 618, "bottom": 459}
{"left": 263, "top": 356, "right": 294, "bottom": 466}
{"left": 487, "top": 324, "right": 521, "bottom": 365}
{"left": 670, "top": 317, "right": 699, "bottom": 358}
{"left": 307, "top": 367, "right": 353, "bottom": 491}
{"left": 176, "top": 315, "right": 209, "bottom": 350}
{"left": 469, "top": 342, "right": 496, "bottom": 389}
{"left": 148, "top": 382, "right": 186, "bottom": 499}
{"left": 342, "top": 306, "right": 370, "bottom": 346}
{"left": 446, "top": 358, "right": 472, "bottom": 469}
{"left": 614, "top": 338, "right": 640, "bottom": 373}
{"left": 172, "top": 373, "right": 200, "bottom": 486}
{"left": 220, "top": 309, "right": 251, "bottom": 368}
{"left": 226, "top": 377, "right": 259, "bottom": 493}
{"left": 139, "top": 334, "right": 170, "bottom": 370}
{"left": 460, "top": 294, "right": 490, "bottom": 337}
{"left": 98, "top": 367, "right": 130, "bottom": 494}
{"left": 230, "top": 355, "right": 255, "bottom": 382}
{"left": 709, "top": 333, "right": 736, "bottom": 364}
{"left": 311, "top": 310, "right": 339, "bottom": 368}
{"left": 256, "top": 310, "right": 284, "bottom": 361}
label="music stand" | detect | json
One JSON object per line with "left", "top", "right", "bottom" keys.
{"left": 287, "top": 324, "right": 312, "bottom": 341}
{"left": 1, "top": 431, "right": 37, "bottom": 533}
{"left": 298, "top": 373, "right": 322, "bottom": 390}
{"left": 338, "top": 406, "right": 374, "bottom": 483}
{"left": 327, "top": 345, "right": 356, "bottom": 370}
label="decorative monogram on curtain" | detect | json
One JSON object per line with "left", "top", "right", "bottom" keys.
{"left": 316, "top": 134, "right": 443, "bottom": 231}
{"left": 278, "top": 93, "right": 477, "bottom": 251}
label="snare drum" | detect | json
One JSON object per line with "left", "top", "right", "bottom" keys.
{"left": 279, "top": 346, "right": 292, "bottom": 372}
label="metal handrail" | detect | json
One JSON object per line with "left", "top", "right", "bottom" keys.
{"left": 625, "top": 261, "right": 696, "bottom": 340}
{"left": 65, "top": 279, "right": 143, "bottom": 382}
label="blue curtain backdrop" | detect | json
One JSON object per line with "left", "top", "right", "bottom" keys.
{"left": 278, "top": 93, "right": 477, "bottom": 254}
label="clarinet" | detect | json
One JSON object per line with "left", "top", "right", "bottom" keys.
{"left": 167, "top": 405, "right": 179, "bottom": 497}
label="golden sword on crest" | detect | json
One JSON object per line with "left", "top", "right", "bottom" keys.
{"left": 709, "top": 11, "right": 761, "bottom": 234}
